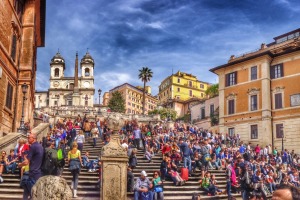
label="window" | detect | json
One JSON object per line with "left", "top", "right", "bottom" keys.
{"left": 14, "top": 0, "right": 25, "bottom": 22}
{"left": 54, "top": 101, "right": 57, "bottom": 106}
{"left": 228, "top": 99, "right": 235, "bottom": 115}
{"left": 177, "top": 88, "right": 180, "bottom": 92}
{"left": 128, "top": 109, "right": 131, "bottom": 113}
{"left": 250, "top": 95, "right": 258, "bottom": 111}
{"left": 54, "top": 68, "right": 59, "bottom": 77}
{"left": 85, "top": 68, "right": 90, "bottom": 76}
{"left": 5, "top": 83, "right": 13, "bottom": 110}
{"left": 68, "top": 101, "right": 72, "bottom": 106}
{"left": 69, "top": 83, "right": 74, "bottom": 89}
{"left": 128, "top": 102, "right": 131, "bottom": 106}
{"left": 276, "top": 124, "right": 284, "bottom": 138}
{"left": 225, "top": 72, "right": 237, "bottom": 86}
{"left": 271, "top": 64, "right": 283, "bottom": 79}
{"left": 201, "top": 107, "right": 205, "bottom": 119}
{"left": 11, "top": 34, "right": 17, "bottom": 61}
{"left": 228, "top": 128, "right": 235, "bottom": 137}
{"left": 189, "top": 81, "right": 192, "bottom": 87}
{"left": 251, "top": 125, "right": 258, "bottom": 139}
{"left": 85, "top": 100, "right": 88, "bottom": 106}
{"left": 251, "top": 66, "right": 257, "bottom": 80}
{"left": 200, "top": 84, "right": 204, "bottom": 89}
{"left": 210, "top": 104, "right": 214, "bottom": 116}
{"left": 275, "top": 93, "right": 283, "bottom": 109}
{"left": 177, "top": 78, "right": 180, "bottom": 83}
{"left": 201, "top": 93, "right": 204, "bottom": 98}
{"left": 189, "top": 90, "right": 192, "bottom": 97}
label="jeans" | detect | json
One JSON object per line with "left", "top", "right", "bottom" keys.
{"left": 6, "top": 162, "right": 17, "bottom": 173}
{"left": 183, "top": 156, "right": 192, "bottom": 173}
{"left": 134, "top": 139, "right": 140, "bottom": 149}
{"left": 154, "top": 191, "right": 164, "bottom": 200}
{"left": 71, "top": 169, "right": 79, "bottom": 190}
{"left": 55, "top": 137, "right": 61, "bottom": 149}
{"left": 97, "top": 126, "right": 102, "bottom": 139}
{"left": 93, "top": 138, "right": 97, "bottom": 147}
{"left": 78, "top": 143, "right": 83, "bottom": 153}
{"left": 134, "top": 191, "right": 153, "bottom": 200}
{"left": 226, "top": 180, "right": 232, "bottom": 198}
{"left": 85, "top": 131, "right": 90, "bottom": 138}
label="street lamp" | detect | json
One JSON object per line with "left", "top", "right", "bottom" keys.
{"left": 17, "top": 83, "right": 28, "bottom": 134}
{"left": 281, "top": 126, "right": 284, "bottom": 151}
{"left": 98, "top": 89, "right": 102, "bottom": 105}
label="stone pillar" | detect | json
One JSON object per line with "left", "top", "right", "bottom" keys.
{"left": 260, "top": 57, "right": 273, "bottom": 147}
{"left": 101, "top": 116, "right": 128, "bottom": 200}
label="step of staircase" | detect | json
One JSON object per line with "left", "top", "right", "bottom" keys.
{"left": 0, "top": 136, "right": 242, "bottom": 200}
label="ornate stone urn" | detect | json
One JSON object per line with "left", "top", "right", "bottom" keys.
{"left": 101, "top": 114, "right": 128, "bottom": 200}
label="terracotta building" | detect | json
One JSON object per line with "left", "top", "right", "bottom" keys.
{"left": 0, "top": 0, "right": 46, "bottom": 136}
{"left": 210, "top": 28, "right": 300, "bottom": 150}
{"left": 109, "top": 83, "right": 158, "bottom": 115}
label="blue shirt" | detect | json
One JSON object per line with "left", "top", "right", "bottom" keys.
{"left": 133, "top": 129, "right": 141, "bottom": 139}
{"left": 27, "top": 142, "right": 44, "bottom": 181}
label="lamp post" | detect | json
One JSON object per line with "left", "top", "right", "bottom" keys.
{"left": 17, "top": 83, "right": 28, "bottom": 134}
{"left": 281, "top": 126, "right": 284, "bottom": 151}
{"left": 98, "top": 88, "right": 102, "bottom": 105}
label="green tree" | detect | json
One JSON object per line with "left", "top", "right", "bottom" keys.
{"left": 138, "top": 67, "right": 153, "bottom": 115}
{"left": 148, "top": 108, "right": 177, "bottom": 121}
{"left": 205, "top": 84, "right": 219, "bottom": 98}
{"left": 107, "top": 91, "right": 126, "bottom": 113}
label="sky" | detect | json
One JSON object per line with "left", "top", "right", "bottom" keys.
{"left": 36, "top": 0, "right": 300, "bottom": 100}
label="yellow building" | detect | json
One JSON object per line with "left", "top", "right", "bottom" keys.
{"left": 109, "top": 83, "right": 158, "bottom": 115}
{"left": 158, "top": 71, "right": 209, "bottom": 103}
{"left": 210, "top": 28, "right": 300, "bottom": 150}
{"left": 158, "top": 71, "right": 210, "bottom": 117}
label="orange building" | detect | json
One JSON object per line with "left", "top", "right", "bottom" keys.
{"left": 109, "top": 83, "right": 158, "bottom": 115}
{"left": 210, "top": 28, "right": 300, "bottom": 150}
{"left": 0, "top": 0, "right": 46, "bottom": 135}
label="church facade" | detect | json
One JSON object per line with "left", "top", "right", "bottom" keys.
{"left": 35, "top": 51, "right": 95, "bottom": 111}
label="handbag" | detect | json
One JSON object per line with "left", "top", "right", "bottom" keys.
{"left": 153, "top": 185, "right": 163, "bottom": 192}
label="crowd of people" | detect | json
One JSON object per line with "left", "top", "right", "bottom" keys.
{"left": 1, "top": 114, "right": 300, "bottom": 200}
{"left": 120, "top": 121, "right": 300, "bottom": 200}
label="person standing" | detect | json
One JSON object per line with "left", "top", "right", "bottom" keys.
{"left": 68, "top": 142, "right": 83, "bottom": 198}
{"left": 18, "top": 133, "right": 44, "bottom": 200}
{"left": 133, "top": 126, "right": 141, "bottom": 149}
{"left": 75, "top": 130, "right": 85, "bottom": 153}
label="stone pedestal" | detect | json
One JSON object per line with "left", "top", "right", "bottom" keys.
{"left": 101, "top": 131, "right": 128, "bottom": 200}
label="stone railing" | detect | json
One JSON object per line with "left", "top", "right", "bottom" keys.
{"left": 0, "top": 123, "right": 49, "bottom": 153}
{"left": 34, "top": 117, "right": 43, "bottom": 128}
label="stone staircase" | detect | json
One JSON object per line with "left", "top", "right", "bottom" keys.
{"left": 0, "top": 137, "right": 241, "bottom": 200}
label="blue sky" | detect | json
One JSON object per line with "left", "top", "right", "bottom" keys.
{"left": 36, "top": 0, "right": 300, "bottom": 100}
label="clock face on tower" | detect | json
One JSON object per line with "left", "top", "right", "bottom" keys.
{"left": 84, "top": 81, "right": 90, "bottom": 88}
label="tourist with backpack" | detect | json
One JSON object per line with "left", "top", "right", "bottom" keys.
{"left": 42, "top": 141, "right": 59, "bottom": 176}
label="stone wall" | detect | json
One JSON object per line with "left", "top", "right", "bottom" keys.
{"left": 0, "top": 123, "right": 49, "bottom": 153}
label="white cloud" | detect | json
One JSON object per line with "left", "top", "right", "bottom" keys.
{"left": 146, "top": 21, "right": 164, "bottom": 29}
{"left": 96, "top": 72, "right": 131, "bottom": 89}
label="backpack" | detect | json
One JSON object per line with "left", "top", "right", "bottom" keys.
{"left": 41, "top": 148, "right": 58, "bottom": 175}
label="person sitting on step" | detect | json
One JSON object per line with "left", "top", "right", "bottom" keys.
{"left": 134, "top": 170, "right": 153, "bottom": 200}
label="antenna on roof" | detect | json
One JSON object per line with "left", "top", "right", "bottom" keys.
{"left": 87, "top": 48, "right": 89, "bottom": 53}
{"left": 57, "top": 48, "right": 60, "bottom": 53}
{"left": 172, "top": 68, "right": 173, "bottom": 75}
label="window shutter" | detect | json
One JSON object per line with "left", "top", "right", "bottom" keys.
{"left": 234, "top": 71, "right": 237, "bottom": 84}
{"left": 278, "top": 93, "right": 282, "bottom": 108}
{"left": 225, "top": 74, "right": 229, "bottom": 87}
{"left": 280, "top": 64, "right": 284, "bottom": 77}
{"left": 270, "top": 66, "right": 275, "bottom": 79}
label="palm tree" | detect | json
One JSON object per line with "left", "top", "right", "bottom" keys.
{"left": 205, "top": 83, "right": 219, "bottom": 98}
{"left": 138, "top": 67, "right": 153, "bottom": 115}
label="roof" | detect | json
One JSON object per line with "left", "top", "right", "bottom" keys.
{"left": 109, "top": 83, "right": 158, "bottom": 100}
{"left": 210, "top": 41, "right": 300, "bottom": 73}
